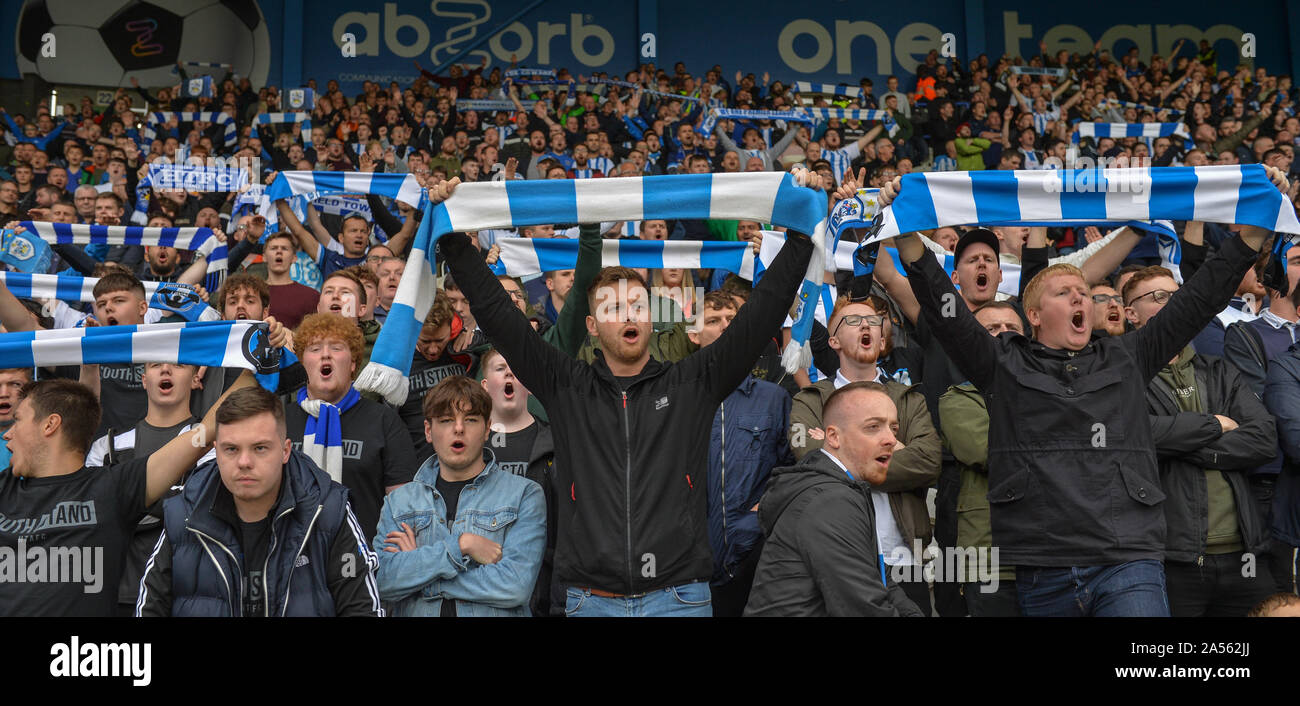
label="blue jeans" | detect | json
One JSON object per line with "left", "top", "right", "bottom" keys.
{"left": 1016, "top": 560, "right": 1170, "bottom": 617}
{"left": 564, "top": 581, "right": 713, "bottom": 617}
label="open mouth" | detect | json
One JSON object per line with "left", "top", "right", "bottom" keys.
{"left": 234, "top": 309, "right": 248, "bottom": 319}
{"left": 875, "top": 452, "right": 892, "bottom": 467}
{"left": 503, "top": 381, "right": 515, "bottom": 399}
{"left": 860, "top": 331, "right": 873, "bottom": 348}
{"left": 158, "top": 379, "right": 174, "bottom": 393}
{"left": 328, "top": 303, "right": 343, "bottom": 314}
{"left": 450, "top": 440, "right": 467, "bottom": 453}
{"left": 976, "top": 273, "right": 988, "bottom": 288}
{"left": 105, "top": 316, "right": 119, "bottom": 326}
{"left": 1107, "top": 311, "right": 1121, "bottom": 323}
{"left": 1071, "top": 311, "right": 1087, "bottom": 332}
{"left": 319, "top": 363, "right": 334, "bottom": 380}
{"left": 0, "top": 402, "right": 12, "bottom": 415}
{"left": 621, "top": 325, "right": 640, "bottom": 344}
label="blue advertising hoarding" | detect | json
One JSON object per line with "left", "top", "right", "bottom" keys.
{"left": 1, "top": 0, "right": 1296, "bottom": 95}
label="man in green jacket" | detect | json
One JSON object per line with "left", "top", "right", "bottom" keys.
{"left": 954, "top": 124, "right": 990, "bottom": 171}
{"left": 938, "top": 301, "right": 1023, "bottom": 616}
{"left": 789, "top": 296, "right": 941, "bottom": 614}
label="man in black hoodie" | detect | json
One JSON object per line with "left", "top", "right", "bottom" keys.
{"left": 745, "top": 381, "right": 923, "bottom": 616}
{"left": 437, "top": 171, "right": 817, "bottom": 616}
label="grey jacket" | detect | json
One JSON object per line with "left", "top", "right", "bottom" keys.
{"left": 744, "top": 450, "right": 923, "bottom": 617}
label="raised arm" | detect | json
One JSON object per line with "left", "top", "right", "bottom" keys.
{"left": 144, "top": 369, "right": 255, "bottom": 505}
{"left": 275, "top": 199, "right": 326, "bottom": 259}
{"left": 853, "top": 122, "right": 884, "bottom": 152}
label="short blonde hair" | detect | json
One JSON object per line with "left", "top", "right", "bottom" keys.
{"left": 1022, "top": 263, "right": 1086, "bottom": 312}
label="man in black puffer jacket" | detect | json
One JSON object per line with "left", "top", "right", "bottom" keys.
{"left": 437, "top": 173, "right": 818, "bottom": 616}
{"left": 137, "top": 387, "right": 382, "bottom": 617}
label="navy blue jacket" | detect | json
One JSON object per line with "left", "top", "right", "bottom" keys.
{"left": 137, "top": 451, "right": 383, "bottom": 617}
{"left": 1261, "top": 347, "right": 1300, "bottom": 546}
{"left": 707, "top": 376, "right": 793, "bottom": 584}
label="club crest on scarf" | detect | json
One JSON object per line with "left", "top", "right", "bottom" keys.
{"left": 242, "top": 325, "right": 282, "bottom": 374}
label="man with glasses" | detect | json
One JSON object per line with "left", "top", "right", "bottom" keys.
{"left": 789, "top": 297, "right": 942, "bottom": 614}
{"left": 1090, "top": 284, "right": 1127, "bottom": 337}
{"left": 1123, "top": 266, "right": 1278, "bottom": 615}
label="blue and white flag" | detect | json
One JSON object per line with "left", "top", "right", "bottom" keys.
{"left": 1073, "top": 122, "right": 1192, "bottom": 148}
{"left": 0, "top": 272, "right": 182, "bottom": 305}
{"left": 148, "top": 163, "right": 249, "bottom": 192}
{"left": 0, "top": 320, "right": 278, "bottom": 373}
{"left": 857, "top": 165, "right": 1300, "bottom": 245}
{"left": 286, "top": 87, "right": 315, "bottom": 111}
{"left": 0, "top": 228, "right": 53, "bottom": 274}
{"left": 140, "top": 112, "right": 237, "bottom": 148}
{"left": 182, "top": 75, "right": 214, "bottom": 99}
{"left": 357, "top": 172, "right": 829, "bottom": 404}
{"left": 491, "top": 238, "right": 757, "bottom": 278}
{"left": 252, "top": 112, "right": 314, "bottom": 148}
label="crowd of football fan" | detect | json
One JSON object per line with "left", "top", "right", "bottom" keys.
{"left": 2, "top": 37, "right": 1300, "bottom": 617}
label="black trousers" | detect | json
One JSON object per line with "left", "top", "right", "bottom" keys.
{"left": 964, "top": 580, "right": 1021, "bottom": 617}
{"left": 1250, "top": 476, "right": 1299, "bottom": 595}
{"left": 896, "top": 572, "right": 933, "bottom": 617}
{"left": 1165, "top": 552, "right": 1276, "bottom": 617}
{"left": 932, "top": 461, "right": 967, "bottom": 616}
{"left": 711, "top": 535, "right": 765, "bottom": 618}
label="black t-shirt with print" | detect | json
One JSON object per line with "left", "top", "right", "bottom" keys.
{"left": 282, "top": 393, "right": 417, "bottom": 540}
{"left": 489, "top": 421, "right": 538, "bottom": 477}
{"left": 97, "top": 364, "right": 147, "bottom": 438}
{"left": 239, "top": 515, "right": 274, "bottom": 617}
{"left": 400, "top": 350, "right": 469, "bottom": 463}
{"left": 0, "top": 459, "right": 149, "bottom": 616}
{"left": 435, "top": 473, "right": 473, "bottom": 618}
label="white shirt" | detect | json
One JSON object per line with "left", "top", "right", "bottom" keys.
{"left": 830, "top": 369, "right": 912, "bottom": 565}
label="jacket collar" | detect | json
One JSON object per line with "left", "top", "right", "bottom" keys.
{"left": 591, "top": 348, "right": 670, "bottom": 386}
{"left": 186, "top": 452, "right": 326, "bottom": 538}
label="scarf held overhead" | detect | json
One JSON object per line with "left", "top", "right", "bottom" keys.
{"left": 357, "top": 172, "right": 829, "bottom": 404}
{"left": 855, "top": 165, "right": 1300, "bottom": 245}
{"left": 0, "top": 320, "right": 278, "bottom": 373}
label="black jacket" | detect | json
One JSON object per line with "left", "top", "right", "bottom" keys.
{"left": 743, "top": 450, "right": 923, "bottom": 616}
{"left": 137, "top": 451, "right": 383, "bottom": 617}
{"left": 440, "top": 229, "right": 812, "bottom": 595}
{"left": 1146, "top": 351, "right": 1275, "bottom": 562}
{"left": 903, "top": 234, "right": 1259, "bottom": 566}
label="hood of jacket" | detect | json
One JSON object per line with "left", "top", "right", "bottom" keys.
{"left": 758, "top": 449, "right": 860, "bottom": 537}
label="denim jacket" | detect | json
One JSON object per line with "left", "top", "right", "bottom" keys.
{"left": 373, "top": 448, "right": 547, "bottom": 617}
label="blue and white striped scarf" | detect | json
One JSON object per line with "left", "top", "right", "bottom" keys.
{"left": 147, "top": 163, "right": 248, "bottom": 192}
{"left": 0, "top": 320, "right": 276, "bottom": 373}
{"left": 356, "top": 173, "right": 829, "bottom": 404}
{"left": 140, "top": 112, "right": 237, "bottom": 148}
{"left": 1101, "top": 98, "right": 1183, "bottom": 117}
{"left": 456, "top": 99, "right": 518, "bottom": 112}
{"left": 1009, "top": 66, "right": 1066, "bottom": 78}
{"left": 857, "top": 165, "right": 1300, "bottom": 245}
{"left": 262, "top": 171, "right": 422, "bottom": 231}
{"left": 490, "top": 238, "right": 757, "bottom": 278}
{"left": 16, "top": 222, "right": 228, "bottom": 283}
{"left": 699, "top": 108, "right": 813, "bottom": 137}
{"left": 802, "top": 108, "right": 899, "bottom": 136}
{"left": 252, "top": 112, "right": 314, "bottom": 148}
{"left": 505, "top": 67, "right": 556, "bottom": 79}
{"left": 297, "top": 386, "right": 361, "bottom": 484}
{"left": 0, "top": 273, "right": 221, "bottom": 320}
{"left": 794, "top": 82, "right": 862, "bottom": 99}
{"left": 1073, "top": 122, "right": 1192, "bottom": 148}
